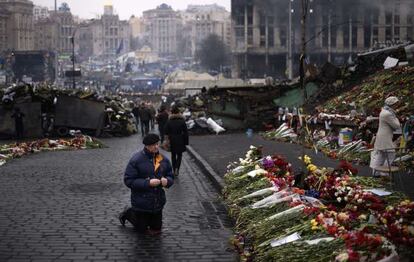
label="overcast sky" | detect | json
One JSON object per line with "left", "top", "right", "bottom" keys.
{"left": 32, "top": 0, "right": 231, "bottom": 19}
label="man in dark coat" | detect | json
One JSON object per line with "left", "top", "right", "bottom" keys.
{"left": 164, "top": 106, "right": 189, "bottom": 176}
{"left": 11, "top": 107, "right": 25, "bottom": 139}
{"left": 156, "top": 105, "right": 169, "bottom": 144}
{"left": 132, "top": 103, "right": 140, "bottom": 132}
{"left": 118, "top": 134, "right": 174, "bottom": 234}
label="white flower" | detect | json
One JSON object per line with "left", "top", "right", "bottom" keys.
{"left": 336, "top": 253, "right": 349, "bottom": 262}
{"left": 344, "top": 197, "right": 348, "bottom": 202}
{"left": 354, "top": 194, "right": 360, "bottom": 199}
{"left": 337, "top": 197, "right": 342, "bottom": 203}
{"left": 357, "top": 199, "right": 363, "bottom": 204}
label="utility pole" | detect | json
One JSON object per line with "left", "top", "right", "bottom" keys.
{"left": 71, "top": 35, "right": 75, "bottom": 89}
{"left": 287, "top": 0, "right": 293, "bottom": 79}
{"left": 300, "top": 0, "right": 310, "bottom": 101}
{"left": 328, "top": 1, "right": 332, "bottom": 62}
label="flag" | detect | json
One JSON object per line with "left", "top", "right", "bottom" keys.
{"left": 116, "top": 39, "right": 124, "bottom": 55}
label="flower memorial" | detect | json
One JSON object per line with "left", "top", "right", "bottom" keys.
{"left": 0, "top": 135, "right": 105, "bottom": 166}
{"left": 224, "top": 147, "right": 414, "bottom": 261}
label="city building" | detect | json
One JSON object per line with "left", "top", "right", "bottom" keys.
{"left": 33, "top": 5, "right": 49, "bottom": 21}
{"left": 231, "top": 0, "right": 414, "bottom": 79}
{"left": 129, "top": 15, "right": 146, "bottom": 51}
{"left": 33, "top": 17, "right": 58, "bottom": 51}
{"left": 99, "top": 4, "right": 130, "bottom": 57}
{"left": 0, "top": 0, "right": 34, "bottom": 52}
{"left": 143, "top": 3, "right": 182, "bottom": 57}
{"left": 185, "top": 4, "right": 231, "bottom": 56}
{"left": 76, "top": 4, "right": 130, "bottom": 59}
{"left": 129, "top": 15, "right": 145, "bottom": 39}
{"left": 0, "top": 9, "right": 8, "bottom": 52}
{"left": 48, "top": 3, "right": 75, "bottom": 55}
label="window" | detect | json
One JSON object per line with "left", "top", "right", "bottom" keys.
{"left": 268, "top": 27, "right": 274, "bottom": 47}
{"left": 280, "top": 28, "right": 286, "bottom": 47}
{"left": 394, "top": 15, "right": 400, "bottom": 24}
{"left": 385, "top": 27, "right": 392, "bottom": 41}
{"left": 247, "top": 27, "right": 253, "bottom": 45}
{"left": 385, "top": 12, "right": 392, "bottom": 24}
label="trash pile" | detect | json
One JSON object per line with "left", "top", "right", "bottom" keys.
{"left": 0, "top": 133, "right": 105, "bottom": 166}
{"left": 0, "top": 84, "right": 137, "bottom": 138}
{"left": 224, "top": 146, "right": 414, "bottom": 261}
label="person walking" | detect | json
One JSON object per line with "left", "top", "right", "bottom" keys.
{"left": 118, "top": 134, "right": 174, "bottom": 234}
{"left": 138, "top": 102, "right": 151, "bottom": 136}
{"left": 164, "top": 106, "right": 189, "bottom": 176}
{"left": 132, "top": 103, "right": 140, "bottom": 133}
{"left": 370, "top": 96, "right": 402, "bottom": 177}
{"left": 11, "top": 107, "right": 25, "bottom": 139}
{"left": 156, "top": 105, "right": 169, "bottom": 144}
{"left": 148, "top": 102, "right": 156, "bottom": 130}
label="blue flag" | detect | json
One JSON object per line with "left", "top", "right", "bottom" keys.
{"left": 116, "top": 39, "right": 124, "bottom": 55}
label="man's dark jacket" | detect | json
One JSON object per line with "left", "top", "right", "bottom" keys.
{"left": 124, "top": 149, "right": 174, "bottom": 213}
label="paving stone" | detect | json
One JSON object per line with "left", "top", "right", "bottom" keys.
{"left": 0, "top": 134, "right": 236, "bottom": 261}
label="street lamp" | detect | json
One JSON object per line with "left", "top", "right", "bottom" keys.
{"left": 287, "top": 0, "right": 294, "bottom": 80}
{"left": 71, "top": 33, "right": 75, "bottom": 89}
{"left": 300, "top": 0, "right": 312, "bottom": 100}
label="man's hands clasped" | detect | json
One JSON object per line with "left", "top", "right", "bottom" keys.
{"left": 149, "top": 178, "right": 168, "bottom": 187}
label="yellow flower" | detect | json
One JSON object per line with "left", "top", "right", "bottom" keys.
{"left": 304, "top": 155, "right": 312, "bottom": 165}
{"left": 381, "top": 217, "right": 388, "bottom": 224}
{"left": 311, "top": 225, "right": 319, "bottom": 231}
{"left": 307, "top": 164, "right": 317, "bottom": 172}
{"left": 310, "top": 219, "right": 318, "bottom": 226}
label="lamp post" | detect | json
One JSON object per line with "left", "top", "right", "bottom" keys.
{"left": 71, "top": 34, "right": 75, "bottom": 89}
{"left": 287, "top": 0, "right": 293, "bottom": 80}
{"left": 300, "top": 0, "right": 312, "bottom": 101}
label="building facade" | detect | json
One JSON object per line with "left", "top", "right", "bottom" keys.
{"left": 33, "top": 5, "right": 49, "bottom": 21}
{"left": 143, "top": 4, "right": 182, "bottom": 57}
{"left": 0, "top": 0, "right": 34, "bottom": 52}
{"left": 76, "top": 5, "right": 130, "bottom": 59}
{"left": 185, "top": 4, "right": 231, "bottom": 56}
{"left": 231, "top": 0, "right": 414, "bottom": 79}
{"left": 99, "top": 4, "right": 130, "bottom": 57}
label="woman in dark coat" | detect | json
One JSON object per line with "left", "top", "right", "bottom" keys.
{"left": 164, "top": 106, "right": 189, "bottom": 176}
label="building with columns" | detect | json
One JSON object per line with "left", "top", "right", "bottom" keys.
{"left": 0, "top": 0, "right": 34, "bottom": 52}
{"left": 231, "top": 0, "right": 414, "bottom": 79}
{"left": 143, "top": 4, "right": 182, "bottom": 57}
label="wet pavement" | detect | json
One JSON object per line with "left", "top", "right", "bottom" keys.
{"left": 0, "top": 134, "right": 236, "bottom": 262}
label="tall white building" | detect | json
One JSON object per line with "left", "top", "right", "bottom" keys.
{"left": 143, "top": 4, "right": 182, "bottom": 57}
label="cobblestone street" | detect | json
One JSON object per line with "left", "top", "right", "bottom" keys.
{"left": 0, "top": 135, "right": 236, "bottom": 262}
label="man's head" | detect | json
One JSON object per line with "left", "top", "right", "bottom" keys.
{"left": 384, "top": 96, "right": 399, "bottom": 108}
{"left": 143, "top": 133, "right": 160, "bottom": 153}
